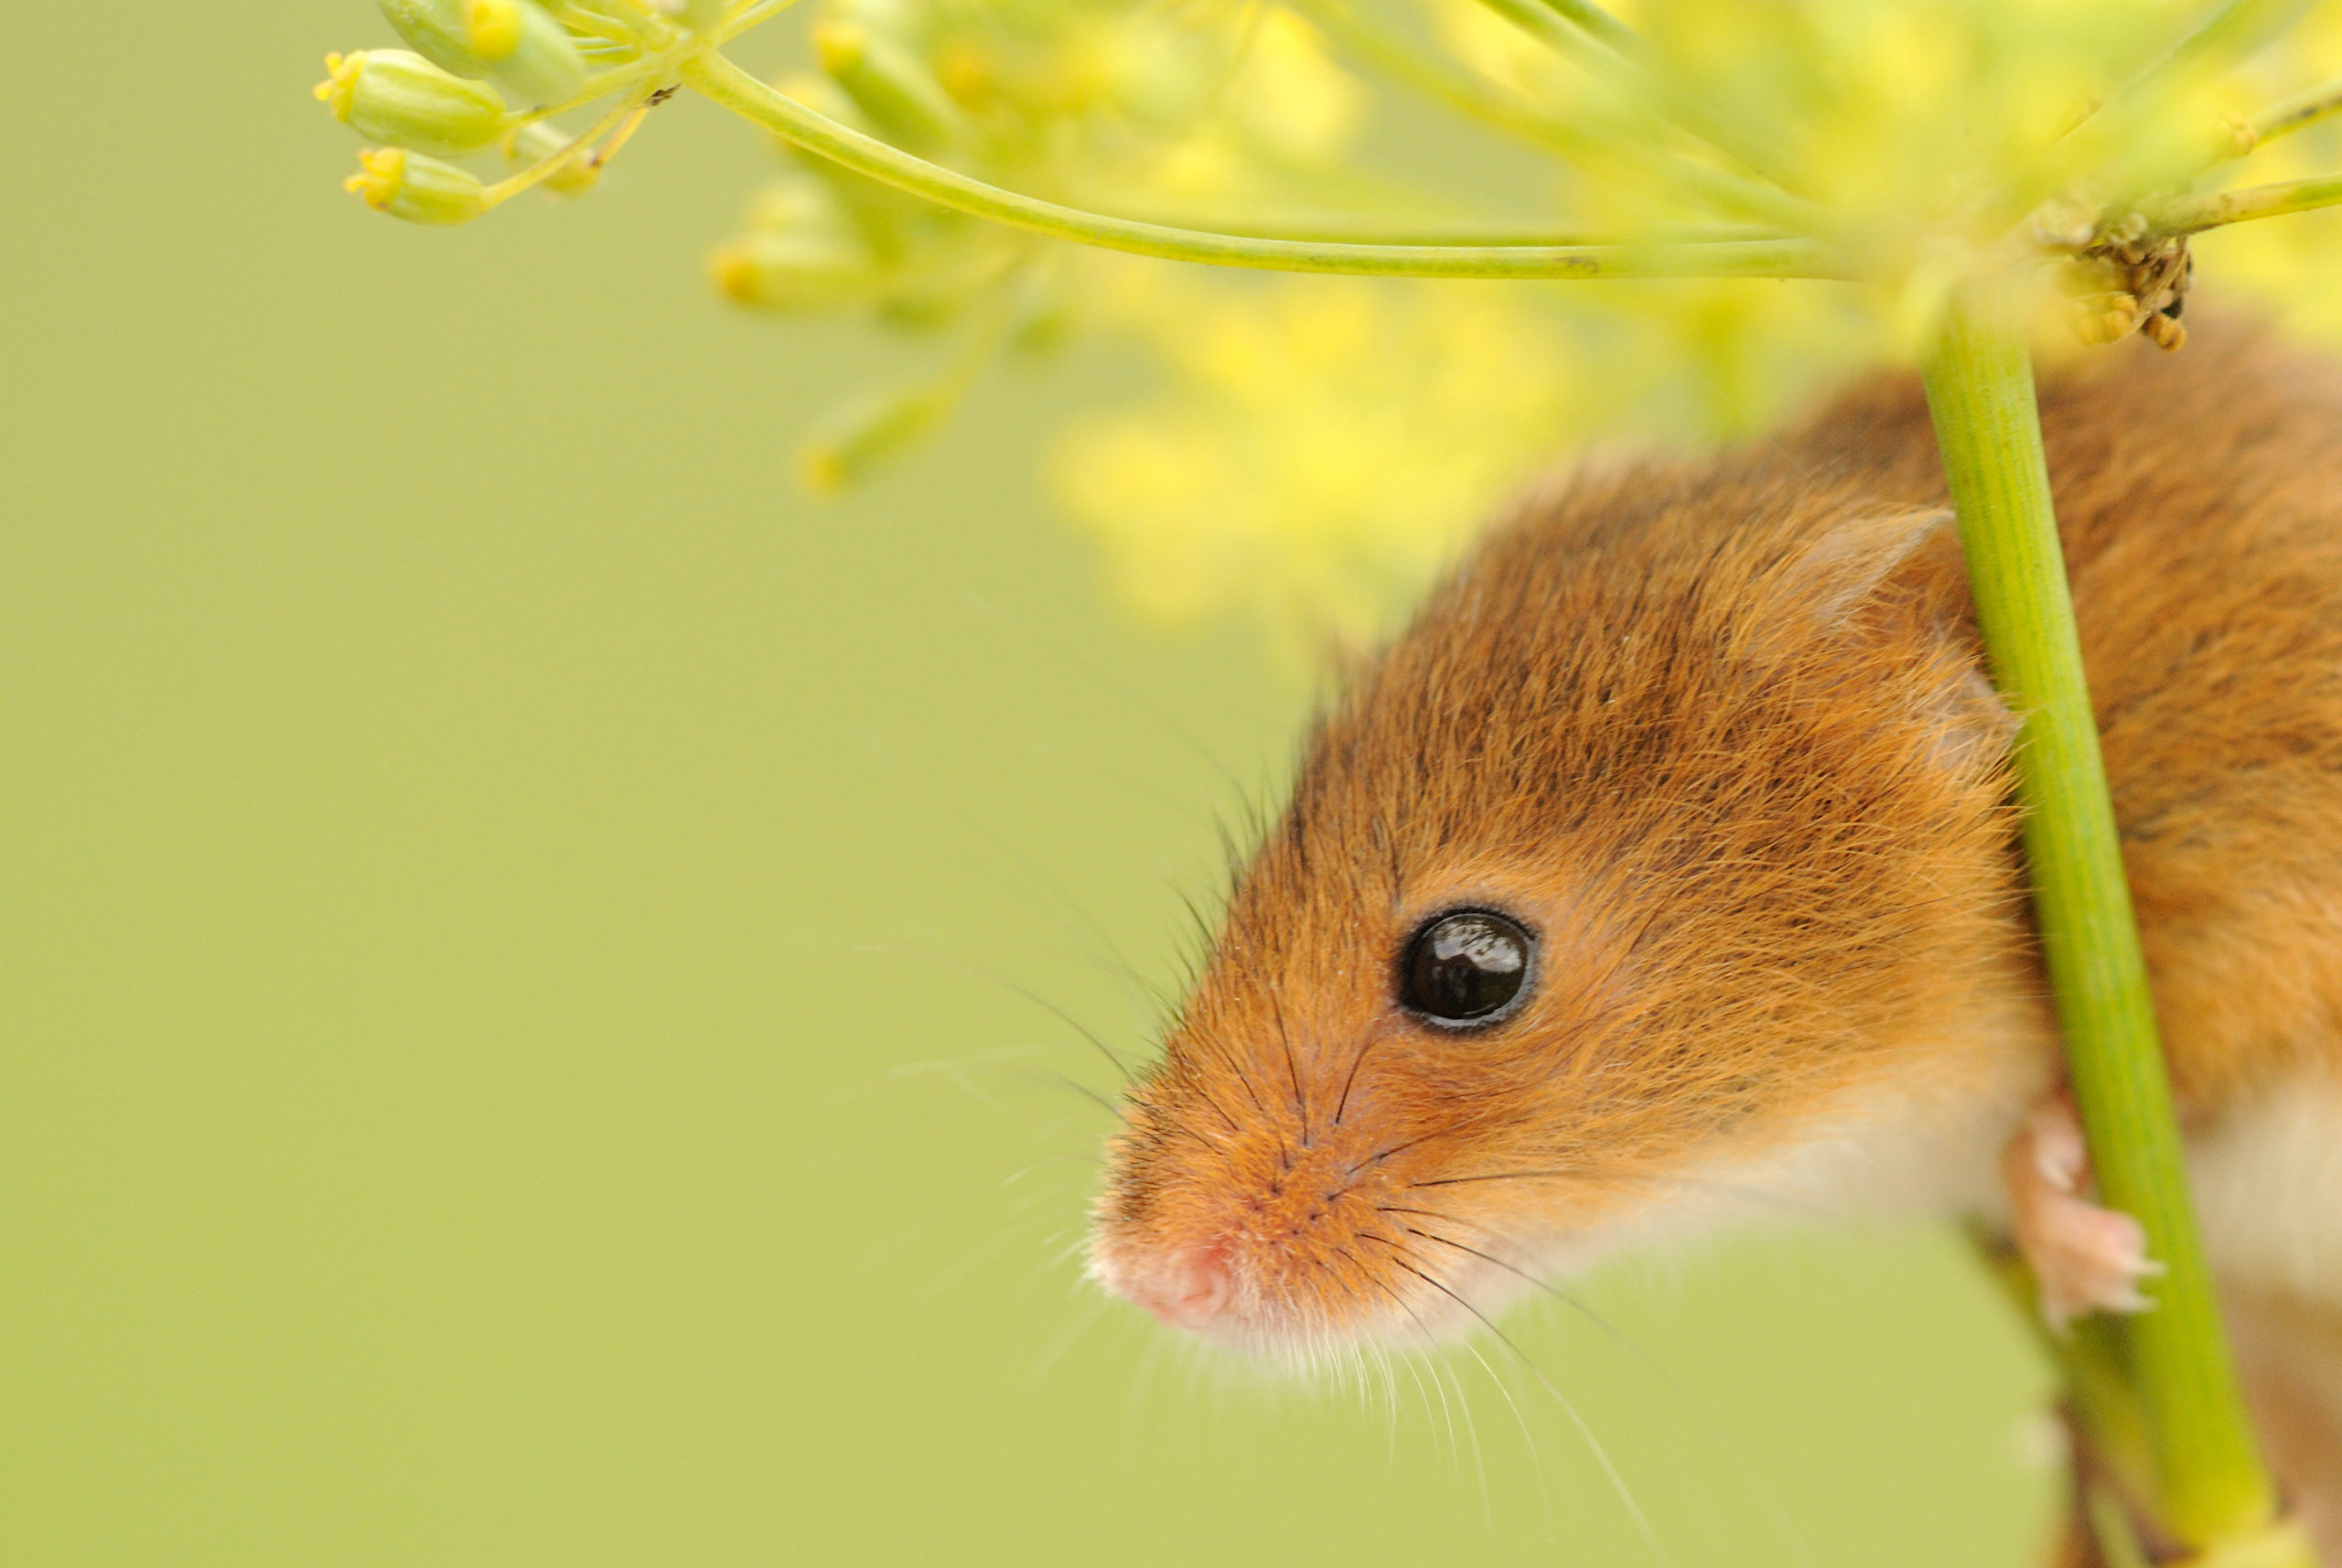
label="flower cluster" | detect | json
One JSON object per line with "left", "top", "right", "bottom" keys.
{"left": 706, "top": 0, "right": 1380, "bottom": 489}
{"left": 317, "top": 0, "right": 765, "bottom": 226}
{"left": 316, "top": 0, "right": 2342, "bottom": 638}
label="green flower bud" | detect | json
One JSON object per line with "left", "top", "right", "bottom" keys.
{"left": 316, "top": 50, "right": 510, "bottom": 158}
{"left": 377, "top": 0, "right": 496, "bottom": 77}
{"left": 799, "top": 384, "right": 951, "bottom": 493}
{"left": 509, "top": 122, "right": 601, "bottom": 196}
{"left": 711, "top": 231, "right": 881, "bottom": 312}
{"left": 813, "top": 21, "right": 966, "bottom": 152}
{"left": 344, "top": 145, "right": 490, "bottom": 224}
{"left": 875, "top": 245, "right": 1001, "bottom": 331}
{"left": 375, "top": 0, "right": 586, "bottom": 106}
{"left": 714, "top": 176, "right": 897, "bottom": 311}
{"left": 471, "top": 0, "right": 588, "bottom": 108}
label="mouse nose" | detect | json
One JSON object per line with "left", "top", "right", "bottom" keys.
{"left": 1124, "top": 1245, "right": 1231, "bottom": 1331}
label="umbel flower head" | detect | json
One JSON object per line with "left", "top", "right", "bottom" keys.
{"left": 312, "top": 0, "right": 2342, "bottom": 635}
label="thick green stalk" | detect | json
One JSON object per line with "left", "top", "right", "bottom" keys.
{"left": 681, "top": 52, "right": 1847, "bottom": 280}
{"left": 1918, "top": 294, "right": 2292, "bottom": 1555}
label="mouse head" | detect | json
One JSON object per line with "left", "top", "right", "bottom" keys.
{"left": 1087, "top": 463, "right": 2028, "bottom": 1359}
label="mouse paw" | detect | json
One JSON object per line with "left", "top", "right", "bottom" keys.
{"left": 2001, "top": 1090, "right": 2165, "bottom": 1333}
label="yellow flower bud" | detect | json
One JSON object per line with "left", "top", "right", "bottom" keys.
{"left": 316, "top": 50, "right": 509, "bottom": 158}
{"left": 463, "top": 0, "right": 524, "bottom": 57}
{"left": 344, "top": 145, "right": 490, "bottom": 224}
{"left": 799, "top": 385, "right": 950, "bottom": 493}
{"left": 813, "top": 21, "right": 967, "bottom": 152}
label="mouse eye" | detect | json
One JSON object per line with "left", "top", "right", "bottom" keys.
{"left": 1398, "top": 910, "right": 1534, "bottom": 1026}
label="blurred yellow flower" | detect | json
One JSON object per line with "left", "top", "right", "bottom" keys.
{"left": 1053, "top": 272, "right": 1570, "bottom": 639}
{"left": 1044, "top": 0, "right": 2342, "bottom": 639}
{"left": 1051, "top": 260, "right": 1889, "bottom": 640}
{"left": 638, "top": 0, "right": 2342, "bottom": 635}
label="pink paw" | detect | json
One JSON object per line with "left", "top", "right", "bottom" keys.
{"left": 2001, "top": 1090, "right": 2165, "bottom": 1332}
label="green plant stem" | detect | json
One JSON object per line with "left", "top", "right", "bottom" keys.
{"left": 2146, "top": 170, "right": 2342, "bottom": 233}
{"left": 2250, "top": 76, "right": 2342, "bottom": 147}
{"left": 680, "top": 51, "right": 1849, "bottom": 280}
{"left": 1290, "top": 0, "right": 1824, "bottom": 234}
{"left": 1993, "top": 0, "right": 2308, "bottom": 225}
{"left": 1523, "top": 0, "right": 1805, "bottom": 192}
{"left": 1466, "top": 0, "right": 1802, "bottom": 196}
{"left": 1918, "top": 291, "right": 2291, "bottom": 1556}
{"left": 2104, "top": 0, "right": 2307, "bottom": 124}
{"left": 1041, "top": 200, "right": 1788, "bottom": 248}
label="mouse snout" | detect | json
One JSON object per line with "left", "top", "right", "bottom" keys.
{"left": 1118, "top": 1244, "right": 1232, "bottom": 1331}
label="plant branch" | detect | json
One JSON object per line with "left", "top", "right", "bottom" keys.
{"left": 719, "top": 0, "right": 808, "bottom": 40}
{"left": 1293, "top": 0, "right": 1825, "bottom": 235}
{"left": 1993, "top": 0, "right": 2312, "bottom": 225}
{"left": 681, "top": 51, "right": 1850, "bottom": 279}
{"left": 1523, "top": 0, "right": 1806, "bottom": 193}
{"left": 1047, "top": 196, "right": 1790, "bottom": 248}
{"left": 1466, "top": 0, "right": 1803, "bottom": 196}
{"left": 1918, "top": 289, "right": 2296, "bottom": 1559}
{"left": 2144, "top": 170, "right": 2342, "bottom": 232}
{"left": 2247, "top": 75, "right": 2342, "bottom": 148}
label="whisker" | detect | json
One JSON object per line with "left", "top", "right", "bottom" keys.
{"left": 1366, "top": 1114, "right": 1487, "bottom": 1166}
{"left": 1001, "top": 1151, "right": 1100, "bottom": 1187}
{"left": 1033, "top": 1071, "right": 1120, "bottom": 1117}
{"left": 958, "top": 586, "right": 1250, "bottom": 801}
{"left": 1408, "top": 1164, "right": 1831, "bottom": 1221}
{"left": 1268, "top": 988, "right": 1309, "bottom": 1145}
{"left": 1359, "top": 1270, "right": 1462, "bottom": 1470}
{"left": 970, "top": 966, "right": 1137, "bottom": 1085}
{"left": 1363, "top": 1234, "right": 1672, "bottom": 1567}
{"left": 992, "top": 833, "right": 1176, "bottom": 1016}
{"left": 1386, "top": 1205, "right": 1819, "bottom": 1568}
{"left": 788, "top": 927, "right": 1144, "bottom": 1089}
{"left": 1331, "top": 1031, "right": 1375, "bottom": 1127}
{"left": 1409, "top": 1167, "right": 1585, "bottom": 1189}
{"left": 1163, "top": 1120, "right": 1248, "bottom": 1176}
{"left": 1031, "top": 1291, "right": 1114, "bottom": 1380}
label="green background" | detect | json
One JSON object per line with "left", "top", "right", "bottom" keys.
{"left": 3, "top": 6, "right": 2055, "bottom": 1563}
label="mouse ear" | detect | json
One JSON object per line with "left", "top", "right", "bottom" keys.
{"left": 1754, "top": 505, "right": 1963, "bottom": 633}
{"left": 1749, "top": 504, "right": 2017, "bottom": 768}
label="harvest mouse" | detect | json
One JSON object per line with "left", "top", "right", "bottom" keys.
{"left": 1086, "top": 322, "right": 2342, "bottom": 1555}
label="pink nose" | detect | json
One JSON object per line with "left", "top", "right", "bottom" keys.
{"left": 1125, "top": 1246, "right": 1231, "bottom": 1331}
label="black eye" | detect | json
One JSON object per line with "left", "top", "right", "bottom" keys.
{"left": 1398, "top": 910, "right": 1535, "bottom": 1026}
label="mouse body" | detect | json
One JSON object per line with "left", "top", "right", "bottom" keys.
{"left": 1087, "top": 324, "right": 2342, "bottom": 1551}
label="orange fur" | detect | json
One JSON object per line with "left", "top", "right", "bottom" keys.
{"left": 1088, "top": 323, "right": 2342, "bottom": 1525}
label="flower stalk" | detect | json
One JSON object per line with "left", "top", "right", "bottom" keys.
{"left": 2143, "top": 170, "right": 2342, "bottom": 232}
{"left": 679, "top": 51, "right": 1846, "bottom": 279}
{"left": 1918, "top": 288, "right": 2308, "bottom": 1565}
